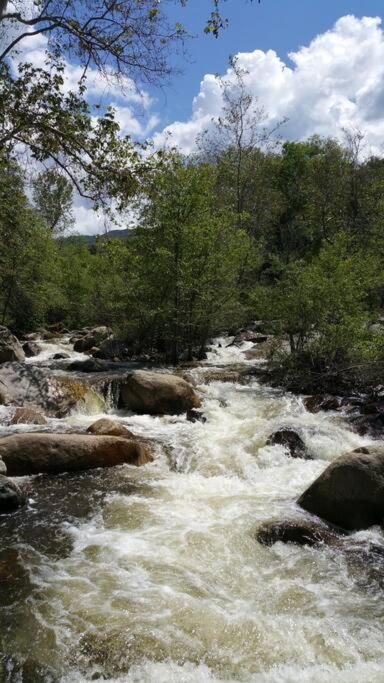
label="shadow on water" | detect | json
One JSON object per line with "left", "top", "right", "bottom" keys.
{"left": 0, "top": 467, "right": 142, "bottom": 683}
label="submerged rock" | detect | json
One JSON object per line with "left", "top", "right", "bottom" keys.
{"left": 0, "top": 433, "right": 153, "bottom": 476}
{"left": 121, "top": 370, "right": 201, "bottom": 415}
{"left": 52, "top": 352, "right": 70, "bottom": 360}
{"left": 256, "top": 520, "right": 341, "bottom": 547}
{"left": 0, "top": 326, "right": 25, "bottom": 363}
{"left": 0, "top": 474, "right": 26, "bottom": 513}
{"left": 22, "top": 341, "right": 41, "bottom": 358}
{"left": 298, "top": 444, "right": 384, "bottom": 530}
{"left": 87, "top": 418, "right": 136, "bottom": 438}
{"left": 10, "top": 407, "right": 47, "bottom": 425}
{"left": 266, "top": 429, "right": 309, "bottom": 459}
{"left": 186, "top": 408, "right": 207, "bottom": 423}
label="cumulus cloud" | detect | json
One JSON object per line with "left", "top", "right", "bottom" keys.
{"left": 154, "top": 15, "right": 384, "bottom": 157}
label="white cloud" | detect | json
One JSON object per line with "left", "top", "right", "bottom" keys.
{"left": 154, "top": 15, "right": 384, "bottom": 157}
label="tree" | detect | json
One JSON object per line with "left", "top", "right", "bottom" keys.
{"left": 131, "top": 155, "right": 251, "bottom": 361}
{"left": 0, "top": 154, "right": 58, "bottom": 331}
{"left": 32, "top": 168, "right": 74, "bottom": 234}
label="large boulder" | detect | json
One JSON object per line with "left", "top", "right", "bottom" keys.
{"left": 0, "top": 326, "right": 25, "bottom": 363}
{"left": 120, "top": 370, "right": 201, "bottom": 415}
{"left": 87, "top": 418, "right": 135, "bottom": 439}
{"left": 0, "top": 433, "right": 153, "bottom": 476}
{"left": 0, "top": 363, "right": 95, "bottom": 416}
{"left": 0, "top": 475, "right": 26, "bottom": 513}
{"left": 298, "top": 445, "right": 384, "bottom": 530}
{"left": 266, "top": 429, "right": 309, "bottom": 459}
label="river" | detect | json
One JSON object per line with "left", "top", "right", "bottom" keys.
{"left": 1, "top": 336, "right": 384, "bottom": 682}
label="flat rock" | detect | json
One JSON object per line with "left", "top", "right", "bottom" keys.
{"left": 0, "top": 433, "right": 153, "bottom": 476}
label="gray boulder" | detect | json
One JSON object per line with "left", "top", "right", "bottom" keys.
{"left": 0, "top": 326, "right": 25, "bottom": 363}
{"left": 0, "top": 475, "right": 26, "bottom": 513}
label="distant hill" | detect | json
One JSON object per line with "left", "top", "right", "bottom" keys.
{"left": 64, "top": 228, "right": 134, "bottom": 245}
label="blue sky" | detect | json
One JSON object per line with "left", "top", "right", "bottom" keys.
{"left": 156, "top": 0, "right": 384, "bottom": 127}
{"left": 12, "top": 0, "right": 384, "bottom": 232}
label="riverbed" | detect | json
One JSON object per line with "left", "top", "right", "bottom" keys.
{"left": 1, "top": 337, "right": 384, "bottom": 682}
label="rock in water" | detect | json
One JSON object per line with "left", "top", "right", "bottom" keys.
{"left": 121, "top": 370, "right": 201, "bottom": 415}
{"left": 87, "top": 418, "right": 136, "bottom": 438}
{"left": 10, "top": 407, "right": 47, "bottom": 425}
{"left": 0, "top": 363, "right": 86, "bottom": 416}
{"left": 0, "top": 326, "right": 25, "bottom": 363}
{"left": 0, "top": 433, "right": 153, "bottom": 476}
{"left": 22, "top": 341, "right": 41, "bottom": 358}
{"left": 0, "top": 475, "right": 25, "bottom": 513}
{"left": 0, "top": 458, "right": 6, "bottom": 475}
{"left": 298, "top": 445, "right": 384, "bottom": 530}
{"left": 266, "top": 429, "right": 308, "bottom": 458}
{"left": 256, "top": 520, "right": 341, "bottom": 547}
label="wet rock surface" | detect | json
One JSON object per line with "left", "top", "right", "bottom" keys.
{"left": 10, "top": 407, "right": 47, "bottom": 425}
{"left": 298, "top": 444, "right": 384, "bottom": 530}
{"left": 266, "top": 429, "right": 309, "bottom": 458}
{"left": 87, "top": 418, "right": 136, "bottom": 439}
{"left": 0, "top": 475, "right": 26, "bottom": 514}
{"left": 22, "top": 341, "right": 41, "bottom": 358}
{"left": 256, "top": 520, "right": 341, "bottom": 547}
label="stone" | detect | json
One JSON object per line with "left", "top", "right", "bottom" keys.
{"left": 0, "top": 326, "right": 25, "bottom": 363}
{"left": 73, "top": 326, "right": 111, "bottom": 353}
{"left": 68, "top": 358, "right": 106, "bottom": 373}
{"left": 186, "top": 408, "right": 207, "bottom": 423}
{"left": 0, "top": 362, "right": 91, "bottom": 416}
{"left": 22, "top": 341, "right": 41, "bottom": 357}
{"left": 0, "top": 458, "right": 6, "bottom": 475}
{"left": 87, "top": 418, "right": 136, "bottom": 438}
{"left": 304, "top": 395, "right": 342, "bottom": 413}
{"left": 120, "top": 370, "right": 201, "bottom": 415}
{"left": 0, "top": 433, "right": 153, "bottom": 476}
{"left": 0, "top": 475, "right": 26, "bottom": 513}
{"left": 10, "top": 407, "right": 47, "bottom": 425}
{"left": 266, "top": 429, "right": 309, "bottom": 458}
{"left": 52, "top": 352, "right": 70, "bottom": 360}
{"left": 298, "top": 444, "right": 384, "bottom": 530}
{"left": 256, "top": 520, "right": 341, "bottom": 547}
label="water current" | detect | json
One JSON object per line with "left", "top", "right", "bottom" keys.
{"left": 1, "top": 336, "right": 383, "bottom": 682}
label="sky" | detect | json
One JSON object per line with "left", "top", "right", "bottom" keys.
{"left": 7, "top": 0, "right": 384, "bottom": 233}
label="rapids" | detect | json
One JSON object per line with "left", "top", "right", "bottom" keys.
{"left": 1, "top": 336, "right": 384, "bottom": 682}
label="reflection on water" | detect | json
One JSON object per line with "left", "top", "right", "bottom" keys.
{"left": 1, "top": 338, "right": 383, "bottom": 682}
